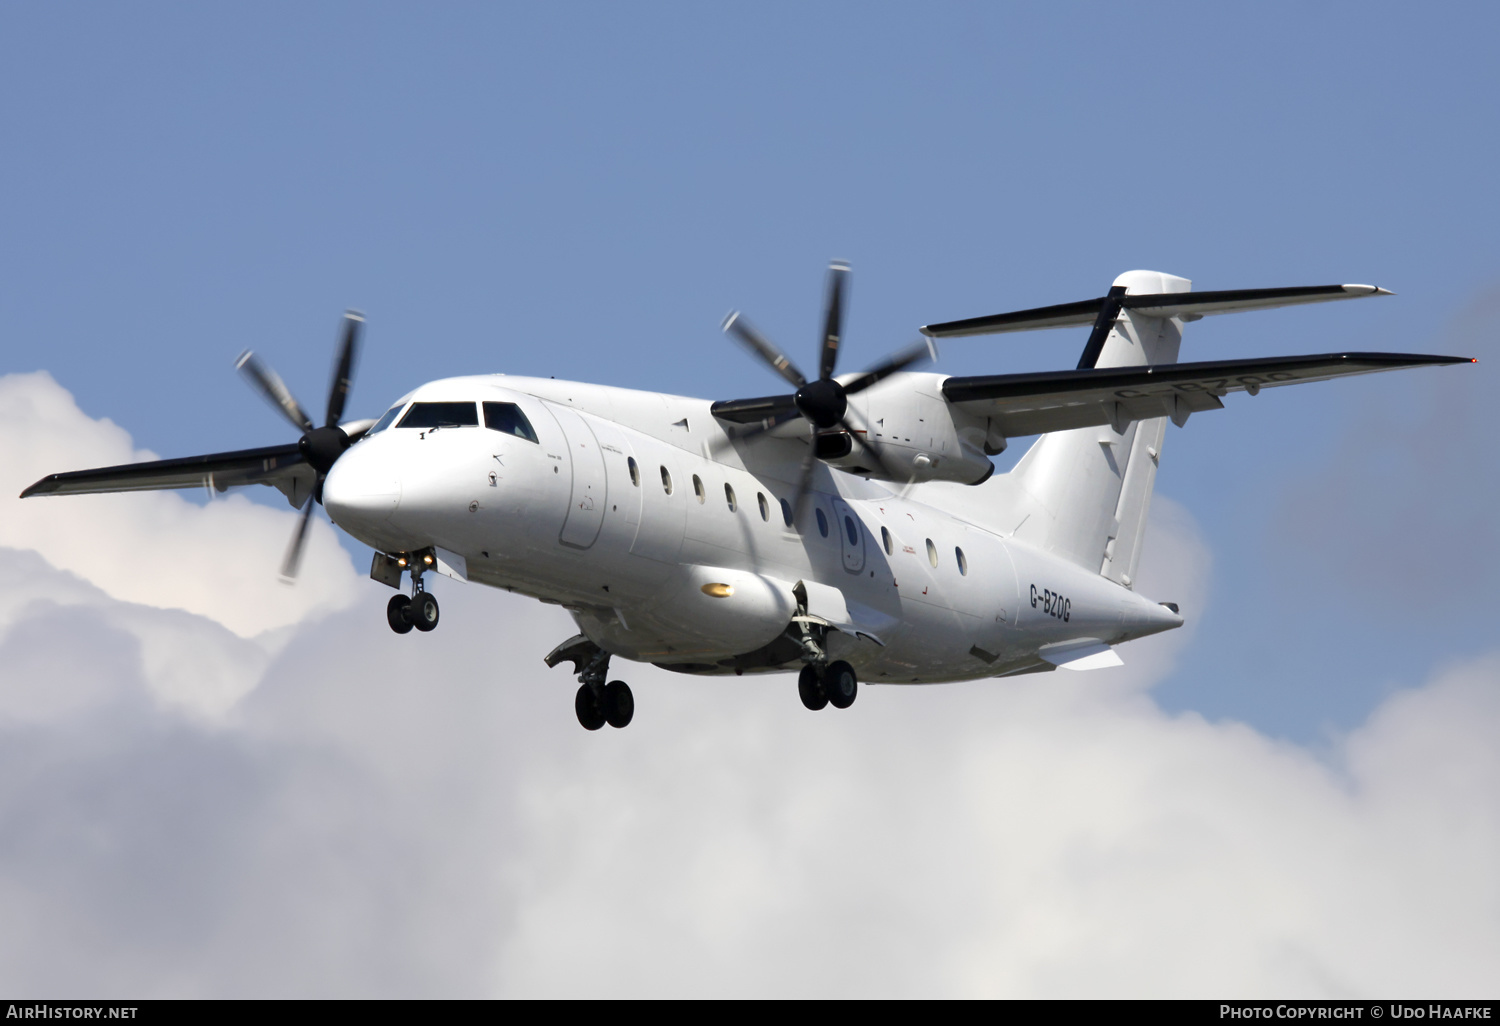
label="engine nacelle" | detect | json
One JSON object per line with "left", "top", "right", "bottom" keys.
{"left": 833, "top": 372, "right": 996, "bottom": 485}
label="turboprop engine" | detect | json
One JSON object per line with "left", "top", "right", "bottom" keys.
{"left": 829, "top": 371, "right": 998, "bottom": 485}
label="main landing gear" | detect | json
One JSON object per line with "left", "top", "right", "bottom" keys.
{"left": 544, "top": 634, "right": 635, "bottom": 731}
{"left": 798, "top": 660, "right": 858, "bottom": 711}
{"left": 793, "top": 613, "right": 857, "bottom": 712}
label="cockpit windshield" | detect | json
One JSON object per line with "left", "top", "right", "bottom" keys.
{"left": 396, "top": 402, "right": 479, "bottom": 429}
{"left": 484, "top": 401, "right": 538, "bottom": 443}
{"left": 368, "top": 404, "right": 406, "bottom": 434}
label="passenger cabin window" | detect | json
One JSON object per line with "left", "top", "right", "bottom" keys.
{"left": 397, "top": 401, "right": 478, "bottom": 429}
{"left": 956, "top": 547, "right": 968, "bottom": 575}
{"left": 926, "top": 538, "right": 938, "bottom": 567}
{"left": 844, "top": 515, "right": 858, "bottom": 545}
{"left": 725, "top": 484, "right": 737, "bottom": 512}
{"left": 628, "top": 457, "right": 639, "bottom": 486}
{"left": 483, "top": 401, "right": 538, "bottom": 443}
{"left": 661, "top": 466, "right": 673, "bottom": 494}
{"left": 693, "top": 475, "right": 705, "bottom": 503}
{"left": 757, "top": 493, "right": 769, "bottom": 522}
{"left": 369, "top": 404, "right": 406, "bottom": 434}
{"left": 780, "top": 498, "right": 794, "bottom": 528}
{"left": 881, "top": 526, "right": 893, "bottom": 556}
{"left": 816, "top": 509, "right": 829, "bottom": 538}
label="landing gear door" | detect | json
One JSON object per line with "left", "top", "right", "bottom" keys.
{"left": 831, "top": 498, "right": 865, "bottom": 574}
{"left": 545, "top": 402, "right": 607, "bottom": 550}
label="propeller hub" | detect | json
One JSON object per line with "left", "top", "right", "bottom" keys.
{"left": 300, "top": 425, "right": 351, "bottom": 474}
{"left": 794, "top": 378, "right": 847, "bottom": 429}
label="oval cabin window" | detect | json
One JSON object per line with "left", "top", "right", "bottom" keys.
{"left": 926, "top": 538, "right": 938, "bottom": 567}
{"left": 816, "top": 509, "right": 829, "bottom": 538}
{"left": 725, "top": 483, "right": 737, "bottom": 512}
{"left": 757, "top": 493, "right": 769, "bottom": 521}
{"left": 881, "top": 526, "right": 893, "bottom": 556}
{"left": 660, "top": 466, "right": 673, "bottom": 494}
{"left": 956, "top": 547, "right": 968, "bottom": 575}
{"left": 692, "top": 475, "right": 705, "bottom": 503}
{"left": 627, "top": 457, "right": 639, "bottom": 487}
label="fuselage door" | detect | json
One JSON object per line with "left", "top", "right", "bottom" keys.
{"left": 832, "top": 497, "right": 866, "bottom": 574}
{"left": 546, "top": 402, "right": 607, "bottom": 549}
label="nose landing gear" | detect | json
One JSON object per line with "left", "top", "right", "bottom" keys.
{"left": 382, "top": 555, "right": 440, "bottom": 634}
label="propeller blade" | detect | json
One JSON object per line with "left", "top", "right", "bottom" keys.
{"left": 818, "top": 261, "right": 849, "bottom": 381}
{"left": 722, "top": 311, "right": 808, "bottom": 389}
{"left": 325, "top": 310, "right": 364, "bottom": 428}
{"left": 785, "top": 443, "right": 819, "bottom": 533}
{"left": 841, "top": 339, "right": 936, "bottom": 395}
{"left": 279, "top": 492, "right": 316, "bottom": 582}
{"left": 236, "top": 351, "right": 314, "bottom": 434}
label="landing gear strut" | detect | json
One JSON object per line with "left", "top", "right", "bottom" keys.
{"left": 793, "top": 616, "right": 857, "bottom": 712}
{"left": 546, "top": 634, "right": 635, "bottom": 731}
{"left": 385, "top": 565, "right": 439, "bottom": 634}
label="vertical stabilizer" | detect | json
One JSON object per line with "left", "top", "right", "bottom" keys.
{"left": 1009, "top": 270, "right": 1187, "bottom": 585}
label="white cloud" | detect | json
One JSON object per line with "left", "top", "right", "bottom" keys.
{"left": 1, "top": 372, "right": 358, "bottom": 638}
{"left": 0, "top": 375, "right": 1495, "bottom": 998}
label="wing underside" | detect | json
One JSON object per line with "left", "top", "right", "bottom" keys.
{"left": 942, "top": 351, "right": 1470, "bottom": 436}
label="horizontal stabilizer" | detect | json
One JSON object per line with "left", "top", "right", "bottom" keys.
{"left": 922, "top": 284, "right": 1391, "bottom": 339}
{"left": 20, "top": 442, "right": 315, "bottom": 509}
{"left": 1039, "top": 639, "right": 1123, "bottom": 671}
{"left": 943, "top": 351, "right": 1470, "bottom": 438}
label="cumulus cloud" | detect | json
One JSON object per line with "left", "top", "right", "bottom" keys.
{"left": 1, "top": 372, "right": 358, "bottom": 638}
{"left": 0, "top": 374, "right": 1495, "bottom": 998}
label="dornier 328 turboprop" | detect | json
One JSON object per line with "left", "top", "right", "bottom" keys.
{"left": 23, "top": 266, "right": 1473, "bottom": 730}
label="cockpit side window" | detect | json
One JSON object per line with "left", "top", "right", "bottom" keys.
{"left": 397, "top": 402, "right": 479, "bottom": 429}
{"left": 483, "top": 402, "right": 539, "bottom": 443}
{"left": 369, "top": 404, "right": 406, "bottom": 434}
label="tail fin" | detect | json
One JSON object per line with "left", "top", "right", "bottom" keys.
{"left": 1008, "top": 270, "right": 1186, "bottom": 587}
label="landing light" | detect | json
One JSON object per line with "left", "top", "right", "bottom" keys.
{"left": 701, "top": 583, "right": 734, "bottom": 598}
{"left": 423, "top": 554, "right": 434, "bottom": 566}
{"left": 397, "top": 557, "right": 408, "bottom": 568}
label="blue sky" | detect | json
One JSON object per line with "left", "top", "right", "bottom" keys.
{"left": 2, "top": 4, "right": 1498, "bottom": 995}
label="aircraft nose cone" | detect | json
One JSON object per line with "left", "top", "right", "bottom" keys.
{"left": 323, "top": 447, "right": 400, "bottom": 527}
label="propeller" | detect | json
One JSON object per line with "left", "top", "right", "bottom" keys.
{"left": 720, "top": 261, "right": 934, "bottom": 523}
{"left": 236, "top": 310, "right": 365, "bottom": 581}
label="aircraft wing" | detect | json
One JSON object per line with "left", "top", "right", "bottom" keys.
{"left": 20, "top": 442, "right": 315, "bottom": 509}
{"left": 709, "top": 394, "right": 800, "bottom": 425}
{"left": 942, "top": 351, "right": 1471, "bottom": 437}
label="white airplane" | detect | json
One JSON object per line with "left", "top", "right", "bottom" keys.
{"left": 22, "top": 267, "right": 1472, "bottom": 730}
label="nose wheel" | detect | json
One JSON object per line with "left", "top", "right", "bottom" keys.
{"left": 385, "top": 589, "right": 439, "bottom": 634}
